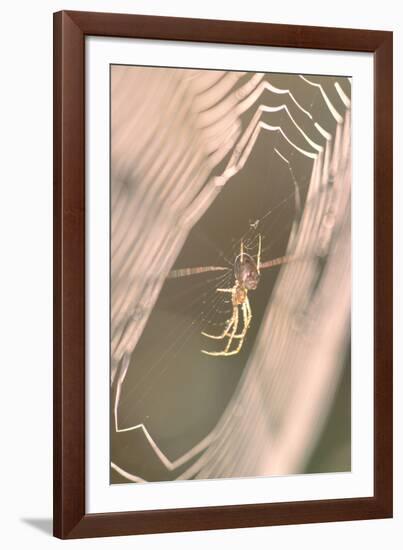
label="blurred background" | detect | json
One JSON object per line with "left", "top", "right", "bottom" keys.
{"left": 110, "top": 67, "right": 351, "bottom": 483}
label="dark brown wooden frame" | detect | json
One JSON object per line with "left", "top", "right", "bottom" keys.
{"left": 53, "top": 10, "right": 393, "bottom": 539}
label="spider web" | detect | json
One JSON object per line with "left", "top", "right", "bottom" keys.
{"left": 110, "top": 67, "right": 351, "bottom": 482}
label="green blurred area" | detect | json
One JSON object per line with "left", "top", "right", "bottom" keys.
{"left": 305, "top": 346, "right": 351, "bottom": 474}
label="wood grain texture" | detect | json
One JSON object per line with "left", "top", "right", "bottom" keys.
{"left": 53, "top": 11, "right": 85, "bottom": 539}
{"left": 53, "top": 10, "right": 393, "bottom": 539}
{"left": 373, "top": 32, "right": 393, "bottom": 516}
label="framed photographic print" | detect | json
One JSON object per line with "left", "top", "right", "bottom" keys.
{"left": 53, "top": 10, "right": 393, "bottom": 539}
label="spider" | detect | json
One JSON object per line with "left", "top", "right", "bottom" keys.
{"left": 201, "top": 236, "right": 261, "bottom": 356}
{"left": 168, "top": 234, "right": 292, "bottom": 356}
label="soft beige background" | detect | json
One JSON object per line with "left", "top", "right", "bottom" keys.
{"left": 0, "top": 0, "right": 400, "bottom": 548}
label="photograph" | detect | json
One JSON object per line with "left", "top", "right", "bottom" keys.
{"left": 110, "top": 66, "right": 352, "bottom": 484}
{"left": 1, "top": 2, "right": 396, "bottom": 546}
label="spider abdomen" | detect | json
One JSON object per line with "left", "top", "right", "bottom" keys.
{"left": 234, "top": 253, "right": 260, "bottom": 290}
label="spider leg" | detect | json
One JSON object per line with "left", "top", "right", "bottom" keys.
{"left": 201, "top": 291, "right": 253, "bottom": 357}
{"left": 201, "top": 287, "right": 235, "bottom": 340}
{"left": 223, "top": 306, "right": 239, "bottom": 353}
{"left": 230, "top": 298, "right": 252, "bottom": 339}
{"left": 202, "top": 306, "right": 239, "bottom": 356}
{"left": 201, "top": 313, "right": 235, "bottom": 340}
{"left": 206, "top": 300, "right": 252, "bottom": 356}
{"left": 245, "top": 294, "right": 252, "bottom": 324}
{"left": 225, "top": 297, "right": 252, "bottom": 355}
{"left": 228, "top": 299, "right": 252, "bottom": 355}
